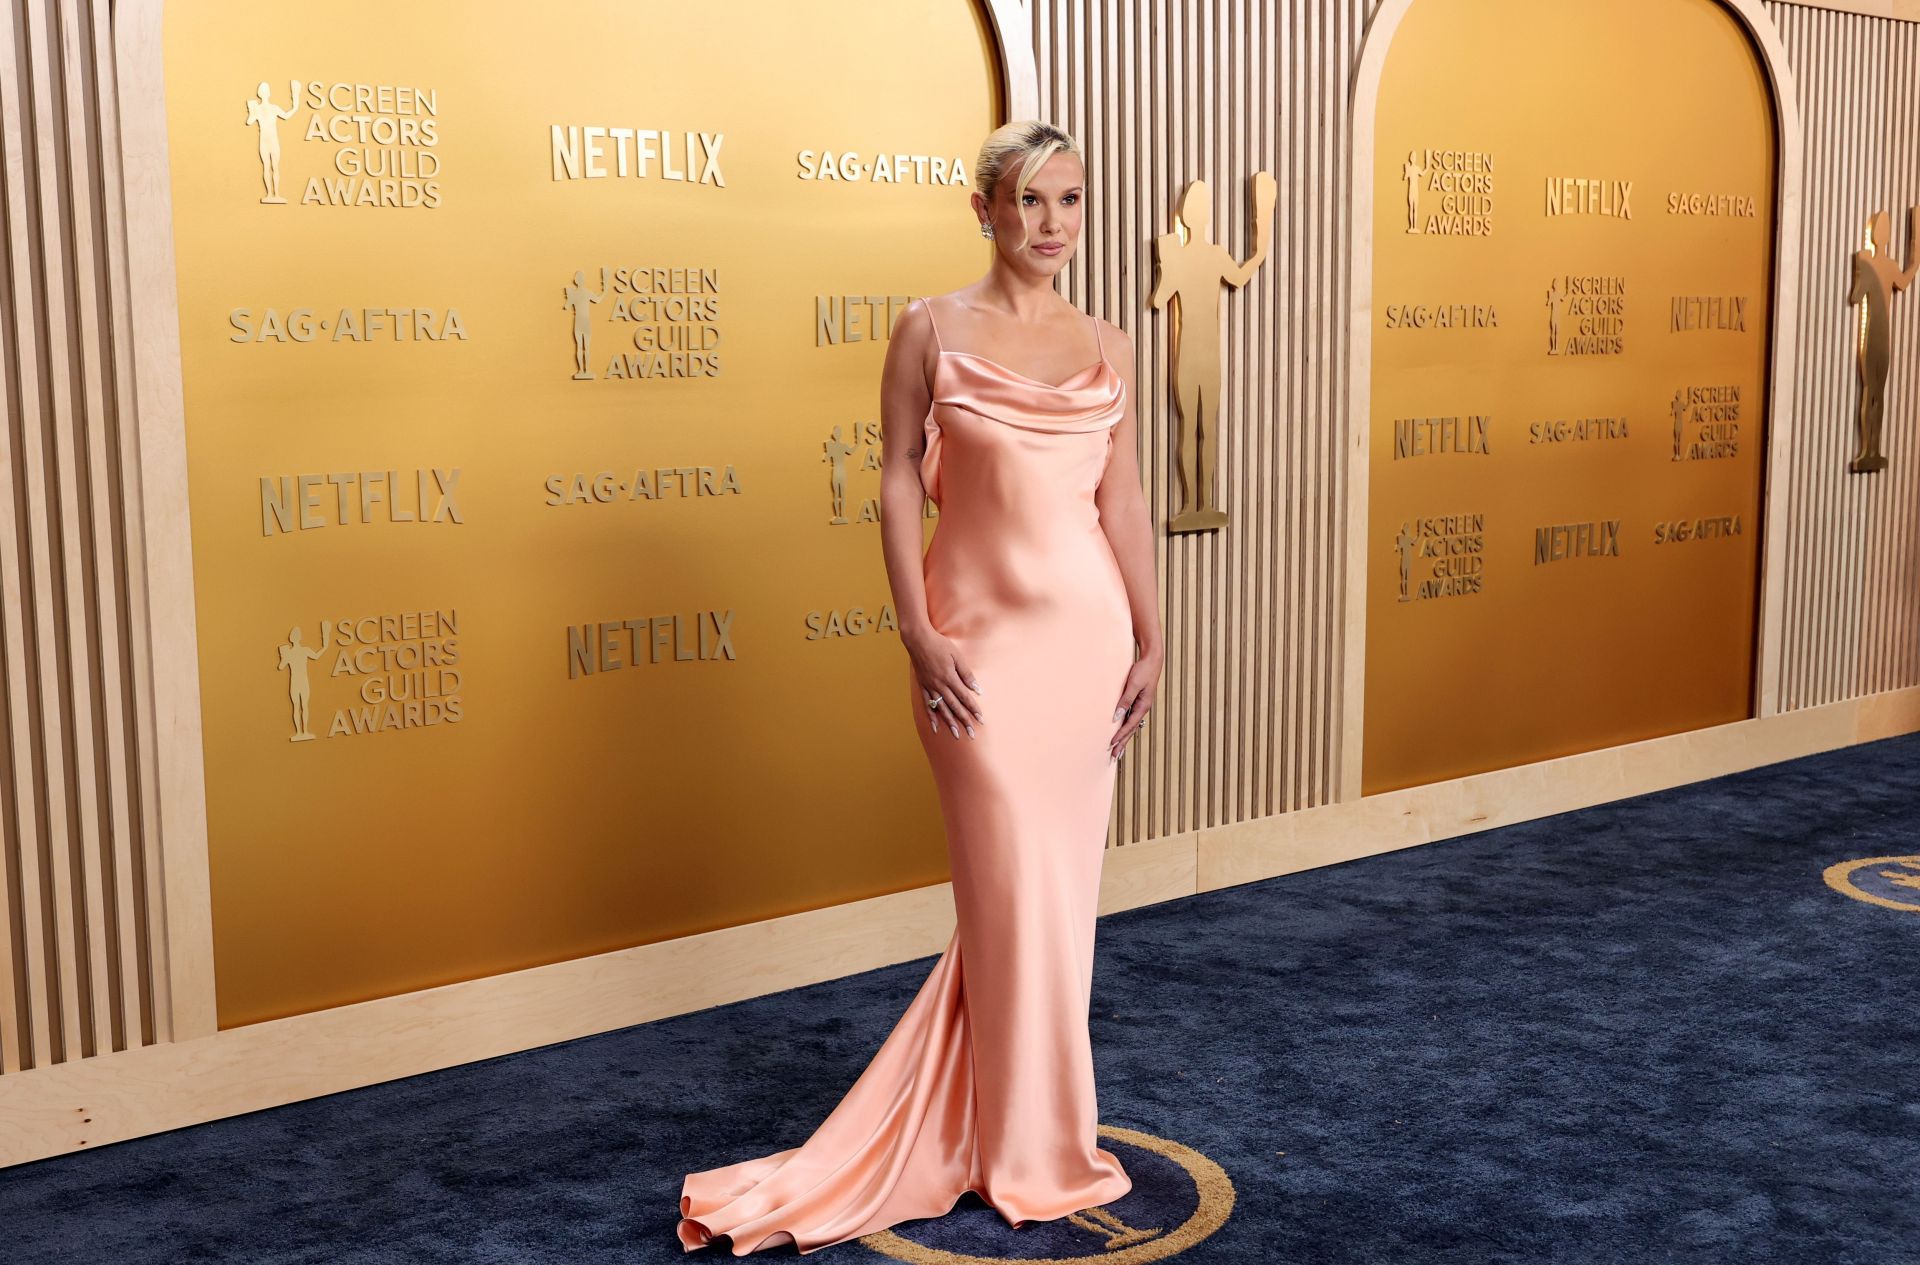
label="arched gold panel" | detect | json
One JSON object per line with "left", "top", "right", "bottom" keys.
{"left": 1358, "top": 0, "right": 1781, "bottom": 793}
{"left": 157, "top": 1, "right": 1007, "bottom": 1027}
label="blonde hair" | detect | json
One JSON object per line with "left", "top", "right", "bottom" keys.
{"left": 975, "top": 121, "right": 1083, "bottom": 251}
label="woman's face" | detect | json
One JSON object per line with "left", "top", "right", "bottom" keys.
{"left": 978, "top": 151, "right": 1085, "bottom": 275}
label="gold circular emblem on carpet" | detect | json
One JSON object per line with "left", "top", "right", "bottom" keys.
{"left": 1823, "top": 855, "right": 1920, "bottom": 912}
{"left": 858, "top": 1124, "right": 1235, "bottom": 1264}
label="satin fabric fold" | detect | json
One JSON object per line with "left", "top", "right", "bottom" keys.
{"left": 678, "top": 336, "right": 1133, "bottom": 1256}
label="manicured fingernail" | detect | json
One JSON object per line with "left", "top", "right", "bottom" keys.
{"left": 1113, "top": 708, "right": 1124, "bottom": 722}
{"left": 949, "top": 723, "right": 959, "bottom": 738}
{"left": 966, "top": 724, "right": 975, "bottom": 739}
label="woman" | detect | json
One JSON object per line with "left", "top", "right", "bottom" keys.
{"left": 676, "top": 120, "right": 1164, "bottom": 1256}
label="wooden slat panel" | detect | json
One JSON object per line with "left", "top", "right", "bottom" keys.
{"left": 0, "top": 0, "right": 30, "bottom": 1077}
{"left": 1032, "top": 0, "right": 1358, "bottom": 845}
{"left": 1894, "top": 19, "right": 1920, "bottom": 689}
{"left": 89, "top": 0, "right": 155, "bottom": 1055}
{"left": 68, "top": 0, "right": 143, "bottom": 1055}
{"left": 1766, "top": 1, "right": 1920, "bottom": 710}
{"left": 2, "top": 0, "right": 59, "bottom": 1073}
{"left": 21, "top": 0, "right": 88, "bottom": 1066}
{"left": 113, "top": 0, "right": 215, "bottom": 1047}
{"left": 1869, "top": 14, "right": 1920, "bottom": 691}
{"left": 0, "top": 0, "right": 164, "bottom": 1074}
{"left": 52, "top": 0, "right": 116, "bottom": 1059}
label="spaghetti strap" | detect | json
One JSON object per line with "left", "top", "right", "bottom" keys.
{"left": 925, "top": 295, "right": 945, "bottom": 351}
{"left": 1090, "top": 311, "right": 1107, "bottom": 369}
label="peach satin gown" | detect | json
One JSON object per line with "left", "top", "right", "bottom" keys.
{"left": 677, "top": 296, "right": 1135, "bottom": 1255}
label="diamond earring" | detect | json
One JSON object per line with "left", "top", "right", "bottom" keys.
{"left": 979, "top": 222, "right": 995, "bottom": 239}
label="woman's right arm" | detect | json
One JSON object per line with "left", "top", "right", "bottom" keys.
{"left": 879, "top": 299, "right": 983, "bottom": 739}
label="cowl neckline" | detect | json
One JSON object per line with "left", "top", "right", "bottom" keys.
{"left": 927, "top": 350, "right": 1125, "bottom": 434}
{"left": 938, "top": 349, "right": 1107, "bottom": 391}
{"left": 918, "top": 350, "right": 1124, "bottom": 507}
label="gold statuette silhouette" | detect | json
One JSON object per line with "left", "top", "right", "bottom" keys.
{"left": 1150, "top": 173, "right": 1276, "bottom": 532}
{"left": 822, "top": 425, "right": 857, "bottom": 524}
{"left": 1848, "top": 208, "right": 1920, "bottom": 473}
{"left": 1402, "top": 150, "right": 1426, "bottom": 233}
{"left": 564, "top": 269, "right": 605, "bottom": 380}
{"left": 277, "top": 622, "right": 332, "bottom": 742}
{"left": 246, "top": 80, "right": 302, "bottom": 205}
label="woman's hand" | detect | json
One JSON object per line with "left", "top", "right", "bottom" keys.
{"left": 904, "top": 624, "right": 985, "bottom": 740}
{"left": 1108, "top": 648, "right": 1162, "bottom": 761}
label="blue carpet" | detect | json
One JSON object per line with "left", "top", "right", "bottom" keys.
{"left": 4, "top": 732, "right": 1917, "bottom": 1263}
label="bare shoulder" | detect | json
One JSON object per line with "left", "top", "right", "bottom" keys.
{"left": 898, "top": 296, "right": 943, "bottom": 349}
{"left": 905, "top": 294, "right": 941, "bottom": 325}
{"left": 920, "top": 288, "right": 975, "bottom": 318}
{"left": 1095, "top": 315, "right": 1135, "bottom": 357}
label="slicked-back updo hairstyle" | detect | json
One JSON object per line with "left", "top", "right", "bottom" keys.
{"left": 975, "top": 121, "right": 1082, "bottom": 251}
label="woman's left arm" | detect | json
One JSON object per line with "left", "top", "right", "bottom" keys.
{"left": 1094, "top": 322, "right": 1164, "bottom": 761}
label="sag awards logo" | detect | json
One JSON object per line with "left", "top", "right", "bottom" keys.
{"left": 1546, "top": 275, "right": 1626, "bottom": 356}
{"left": 1669, "top": 385, "right": 1742, "bottom": 461}
{"left": 858, "top": 1125, "right": 1234, "bottom": 1265}
{"left": 276, "top": 609, "right": 464, "bottom": 742}
{"left": 1394, "top": 513, "right": 1486, "bottom": 602}
{"left": 1823, "top": 856, "right": 1920, "bottom": 913}
{"left": 563, "top": 266, "right": 722, "bottom": 381}
{"left": 823, "top": 421, "right": 884, "bottom": 525}
{"left": 1400, "top": 147, "right": 1495, "bottom": 235}
{"left": 822, "top": 420, "right": 937, "bottom": 526}
{"left": 245, "top": 79, "right": 443, "bottom": 209}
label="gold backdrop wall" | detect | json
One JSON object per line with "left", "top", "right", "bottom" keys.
{"left": 161, "top": 0, "right": 1002, "bottom": 1027}
{"left": 1363, "top": 0, "right": 1778, "bottom": 794}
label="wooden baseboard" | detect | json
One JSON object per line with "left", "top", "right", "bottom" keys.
{"left": 3, "top": 686, "right": 1915, "bottom": 1169}
{"left": 1202, "top": 687, "right": 1920, "bottom": 889}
